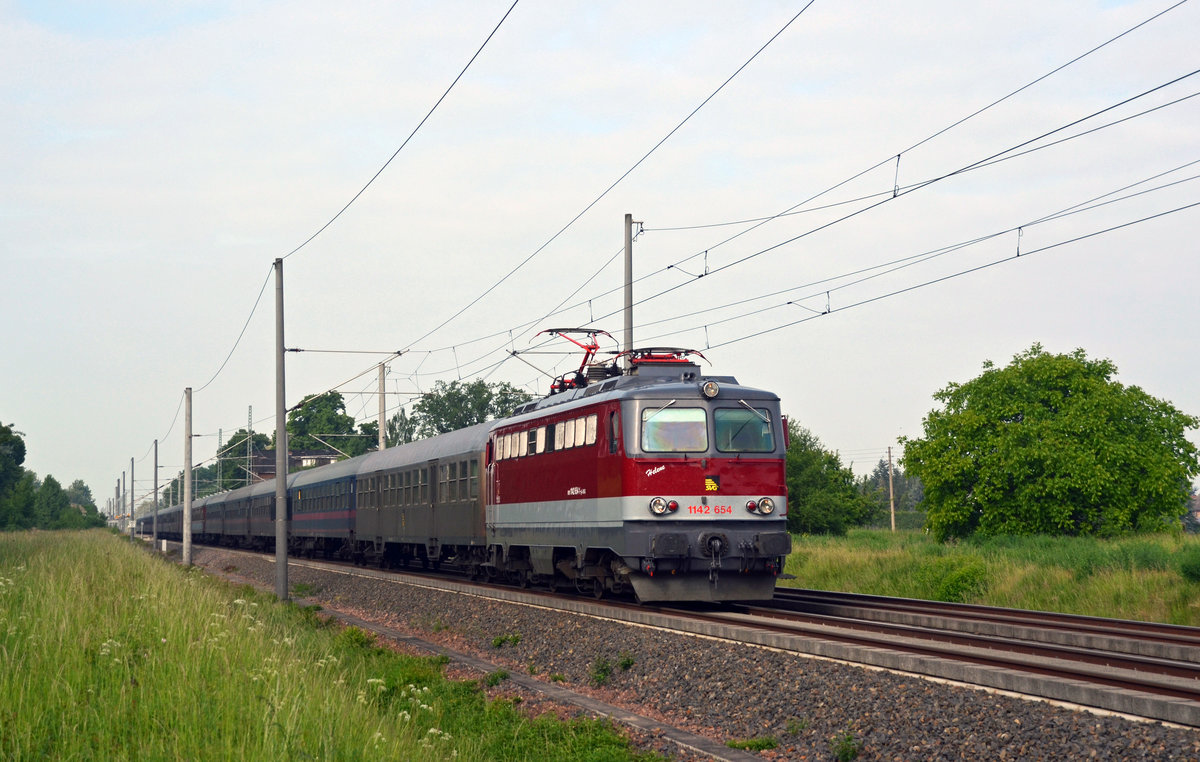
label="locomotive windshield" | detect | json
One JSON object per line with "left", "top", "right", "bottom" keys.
{"left": 714, "top": 407, "right": 775, "bottom": 453}
{"left": 641, "top": 407, "right": 708, "bottom": 452}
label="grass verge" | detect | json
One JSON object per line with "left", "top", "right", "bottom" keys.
{"left": 781, "top": 529, "right": 1200, "bottom": 625}
{"left": 0, "top": 530, "right": 660, "bottom": 761}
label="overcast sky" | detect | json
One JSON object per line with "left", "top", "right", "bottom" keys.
{"left": 3, "top": 0, "right": 1198, "bottom": 509}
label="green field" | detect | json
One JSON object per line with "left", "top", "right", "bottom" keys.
{"left": 781, "top": 529, "right": 1200, "bottom": 625}
{"left": 0, "top": 530, "right": 658, "bottom": 761}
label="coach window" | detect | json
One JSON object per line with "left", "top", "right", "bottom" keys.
{"left": 641, "top": 407, "right": 708, "bottom": 453}
{"left": 457, "top": 460, "right": 469, "bottom": 499}
{"left": 469, "top": 459, "right": 479, "bottom": 498}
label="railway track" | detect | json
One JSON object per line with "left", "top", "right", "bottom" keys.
{"left": 662, "top": 589, "right": 1200, "bottom": 726}
{"left": 159, "top": 540, "right": 1200, "bottom": 728}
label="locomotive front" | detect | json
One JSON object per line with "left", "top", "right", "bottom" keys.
{"left": 614, "top": 359, "right": 790, "bottom": 602}
{"left": 487, "top": 348, "right": 790, "bottom": 603}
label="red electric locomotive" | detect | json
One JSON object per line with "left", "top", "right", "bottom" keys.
{"left": 485, "top": 333, "right": 791, "bottom": 602}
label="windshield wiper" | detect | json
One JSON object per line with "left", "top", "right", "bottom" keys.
{"left": 738, "top": 399, "right": 769, "bottom": 423}
{"left": 643, "top": 399, "right": 677, "bottom": 423}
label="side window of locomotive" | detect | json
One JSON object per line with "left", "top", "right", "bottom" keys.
{"left": 518, "top": 431, "right": 528, "bottom": 457}
{"left": 584, "top": 414, "right": 598, "bottom": 446}
{"left": 554, "top": 421, "right": 565, "bottom": 451}
{"left": 526, "top": 428, "right": 538, "bottom": 455}
{"left": 714, "top": 408, "right": 776, "bottom": 453}
{"left": 535, "top": 426, "right": 546, "bottom": 454}
{"left": 608, "top": 411, "right": 619, "bottom": 454}
{"left": 641, "top": 407, "right": 708, "bottom": 453}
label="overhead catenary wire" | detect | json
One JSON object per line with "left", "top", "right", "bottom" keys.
{"left": 397, "top": 2, "right": 818, "bottom": 354}
{"left": 625, "top": 162, "right": 1200, "bottom": 341}
{"left": 141, "top": 3, "right": 520, "bottom": 460}
{"left": 187, "top": 1, "right": 1193, "bottom": 427}
{"left": 280, "top": 1, "right": 520, "bottom": 262}
{"left": 135, "top": 2, "right": 1195, "bottom": 483}
{"left": 577, "top": 70, "right": 1200, "bottom": 334}
{"left": 700, "top": 200, "right": 1200, "bottom": 351}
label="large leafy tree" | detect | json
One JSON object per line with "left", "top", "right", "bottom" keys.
{"left": 412, "top": 379, "right": 532, "bottom": 437}
{"left": 902, "top": 344, "right": 1200, "bottom": 541}
{"left": 785, "top": 420, "right": 875, "bottom": 535}
{"left": 33, "top": 475, "right": 69, "bottom": 528}
{"left": 0, "top": 422, "right": 26, "bottom": 501}
{"left": 286, "top": 392, "right": 374, "bottom": 456}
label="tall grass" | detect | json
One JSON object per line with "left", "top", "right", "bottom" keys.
{"left": 782, "top": 529, "right": 1200, "bottom": 625}
{"left": 0, "top": 530, "right": 657, "bottom": 761}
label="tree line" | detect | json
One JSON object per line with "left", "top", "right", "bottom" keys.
{"left": 11, "top": 342, "right": 1194, "bottom": 541}
{"left": 160, "top": 380, "right": 532, "bottom": 505}
{"left": 0, "top": 422, "right": 107, "bottom": 530}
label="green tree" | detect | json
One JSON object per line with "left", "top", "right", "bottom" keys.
{"left": 4, "top": 472, "right": 37, "bottom": 530}
{"left": 386, "top": 408, "right": 419, "bottom": 446}
{"left": 412, "top": 379, "right": 532, "bottom": 437}
{"left": 34, "top": 475, "right": 70, "bottom": 529}
{"left": 217, "top": 429, "right": 270, "bottom": 489}
{"left": 287, "top": 392, "right": 362, "bottom": 454}
{"left": 785, "top": 420, "right": 875, "bottom": 535}
{"left": 344, "top": 421, "right": 378, "bottom": 458}
{"left": 858, "top": 458, "right": 924, "bottom": 515}
{"left": 902, "top": 344, "right": 1200, "bottom": 541}
{"left": 0, "top": 423, "right": 27, "bottom": 526}
{"left": 65, "top": 479, "right": 96, "bottom": 511}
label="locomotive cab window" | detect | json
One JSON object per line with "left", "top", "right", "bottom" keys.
{"left": 714, "top": 408, "right": 775, "bottom": 453}
{"left": 641, "top": 407, "right": 708, "bottom": 453}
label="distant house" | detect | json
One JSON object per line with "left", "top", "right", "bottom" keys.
{"left": 245, "top": 449, "right": 342, "bottom": 481}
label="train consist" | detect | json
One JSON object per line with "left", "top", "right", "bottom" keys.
{"left": 140, "top": 340, "right": 791, "bottom": 602}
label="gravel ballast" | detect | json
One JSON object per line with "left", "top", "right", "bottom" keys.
{"left": 186, "top": 547, "right": 1200, "bottom": 761}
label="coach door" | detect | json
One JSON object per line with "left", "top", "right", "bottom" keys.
{"left": 423, "top": 460, "right": 439, "bottom": 562}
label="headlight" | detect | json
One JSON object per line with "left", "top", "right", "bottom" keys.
{"left": 700, "top": 380, "right": 720, "bottom": 398}
{"left": 757, "top": 497, "right": 776, "bottom": 515}
{"left": 649, "top": 497, "right": 669, "bottom": 516}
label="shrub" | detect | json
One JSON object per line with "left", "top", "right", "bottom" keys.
{"left": 589, "top": 658, "right": 613, "bottom": 687}
{"left": 1179, "top": 546, "right": 1200, "bottom": 582}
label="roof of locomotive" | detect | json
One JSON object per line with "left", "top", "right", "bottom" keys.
{"left": 498, "top": 360, "right": 779, "bottom": 428}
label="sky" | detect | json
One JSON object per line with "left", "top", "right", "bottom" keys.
{"left": 2, "top": 0, "right": 1198, "bottom": 511}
